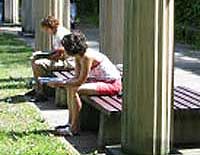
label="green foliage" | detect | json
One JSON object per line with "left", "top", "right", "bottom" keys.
{"left": 175, "top": 1, "right": 200, "bottom": 49}
{"left": 76, "top": 0, "right": 99, "bottom": 16}
{"left": 175, "top": 0, "right": 200, "bottom": 28}
{"left": 76, "top": 0, "right": 99, "bottom": 26}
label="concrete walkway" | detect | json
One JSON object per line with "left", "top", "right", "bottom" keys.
{"left": 1, "top": 25, "right": 200, "bottom": 154}
{"left": 175, "top": 43, "right": 200, "bottom": 90}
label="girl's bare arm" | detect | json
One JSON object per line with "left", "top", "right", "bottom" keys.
{"left": 66, "top": 57, "right": 93, "bottom": 86}
{"left": 47, "top": 56, "right": 93, "bottom": 88}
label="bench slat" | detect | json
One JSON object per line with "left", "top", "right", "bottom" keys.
{"left": 175, "top": 87, "right": 200, "bottom": 102}
{"left": 90, "top": 96, "right": 119, "bottom": 113}
{"left": 53, "top": 72, "right": 69, "bottom": 79}
{"left": 61, "top": 71, "right": 74, "bottom": 79}
{"left": 174, "top": 97, "right": 199, "bottom": 109}
{"left": 173, "top": 104, "right": 179, "bottom": 110}
{"left": 111, "top": 96, "right": 122, "bottom": 104}
{"left": 174, "top": 91, "right": 200, "bottom": 108}
{"left": 100, "top": 96, "right": 122, "bottom": 111}
{"left": 174, "top": 100, "right": 189, "bottom": 109}
{"left": 180, "top": 86, "right": 200, "bottom": 97}
{"left": 70, "top": 70, "right": 76, "bottom": 76}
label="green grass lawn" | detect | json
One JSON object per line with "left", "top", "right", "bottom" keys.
{"left": 0, "top": 33, "right": 32, "bottom": 100}
{"left": 0, "top": 33, "right": 72, "bottom": 155}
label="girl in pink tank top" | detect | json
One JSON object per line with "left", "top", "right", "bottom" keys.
{"left": 47, "top": 31, "right": 122, "bottom": 136}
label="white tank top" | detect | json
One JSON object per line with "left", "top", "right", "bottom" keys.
{"left": 52, "top": 26, "right": 70, "bottom": 50}
{"left": 89, "top": 52, "right": 121, "bottom": 81}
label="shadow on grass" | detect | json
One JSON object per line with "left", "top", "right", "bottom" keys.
{"left": 0, "top": 33, "right": 28, "bottom": 47}
{"left": 0, "top": 77, "right": 34, "bottom": 103}
{"left": 1, "top": 59, "right": 31, "bottom": 66}
{"left": 0, "top": 46, "right": 32, "bottom": 54}
{"left": 0, "top": 77, "right": 32, "bottom": 83}
{"left": 0, "top": 95, "right": 27, "bottom": 103}
{"left": 1, "top": 129, "right": 69, "bottom": 140}
{"left": 0, "top": 84, "right": 28, "bottom": 90}
{"left": 0, "top": 77, "right": 33, "bottom": 90}
{"left": 9, "top": 129, "right": 55, "bottom": 137}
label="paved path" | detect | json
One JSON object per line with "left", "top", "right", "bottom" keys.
{"left": 174, "top": 43, "right": 200, "bottom": 90}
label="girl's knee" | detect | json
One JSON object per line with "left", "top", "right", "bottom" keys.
{"left": 78, "top": 89, "right": 87, "bottom": 95}
{"left": 32, "top": 60, "right": 42, "bottom": 70}
{"left": 67, "top": 87, "right": 78, "bottom": 97}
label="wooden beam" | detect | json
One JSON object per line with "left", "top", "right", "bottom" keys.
{"left": 121, "top": 0, "right": 174, "bottom": 154}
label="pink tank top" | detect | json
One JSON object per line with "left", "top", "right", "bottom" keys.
{"left": 89, "top": 53, "right": 121, "bottom": 82}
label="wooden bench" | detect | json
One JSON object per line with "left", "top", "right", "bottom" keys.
{"left": 52, "top": 69, "right": 200, "bottom": 147}
{"left": 174, "top": 86, "right": 200, "bottom": 146}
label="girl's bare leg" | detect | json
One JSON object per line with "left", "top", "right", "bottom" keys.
{"left": 68, "top": 83, "right": 99, "bottom": 133}
{"left": 31, "top": 59, "right": 46, "bottom": 92}
{"left": 66, "top": 88, "right": 72, "bottom": 125}
{"left": 70, "top": 88, "right": 82, "bottom": 133}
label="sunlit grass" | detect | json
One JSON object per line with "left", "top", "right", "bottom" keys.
{"left": 0, "top": 33, "right": 72, "bottom": 155}
{"left": 0, "top": 33, "right": 32, "bottom": 99}
{"left": 0, "top": 103, "right": 71, "bottom": 155}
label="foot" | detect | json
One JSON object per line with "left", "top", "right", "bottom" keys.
{"left": 55, "top": 126, "right": 73, "bottom": 136}
{"left": 34, "top": 93, "right": 48, "bottom": 102}
{"left": 55, "top": 125, "right": 79, "bottom": 136}
{"left": 25, "top": 89, "right": 36, "bottom": 97}
{"left": 55, "top": 124, "right": 71, "bottom": 130}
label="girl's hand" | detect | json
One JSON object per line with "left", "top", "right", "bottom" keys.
{"left": 49, "top": 48, "right": 65, "bottom": 61}
{"left": 47, "top": 81, "right": 66, "bottom": 88}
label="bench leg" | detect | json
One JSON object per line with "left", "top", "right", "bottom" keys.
{"left": 174, "top": 111, "right": 200, "bottom": 145}
{"left": 43, "top": 84, "right": 55, "bottom": 96}
{"left": 55, "top": 88, "right": 68, "bottom": 107}
{"left": 80, "top": 102, "right": 100, "bottom": 131}
{"left": 98, "top": 113, "right": 121, "bottom": 148}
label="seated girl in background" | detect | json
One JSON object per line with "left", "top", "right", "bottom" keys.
{"left": 48, "top": 31, "right": 122, "bottom": 136}
{"left": 30, "top": 16, "right": 70, "bottom": 101}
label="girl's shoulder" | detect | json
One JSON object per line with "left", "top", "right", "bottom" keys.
{"left": 56, "top": 26, "right": 70, "bottom": 38}
{"left": 85, "top": 49, "right": 105, "bottom": 59}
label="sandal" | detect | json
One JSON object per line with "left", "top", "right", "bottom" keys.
{"left": 55, "top": 126, "right": 73, "bottom": 136}
{"left": 55, "top": 124, "right": 80, "bottom": 136}
{"left": 55, "top": 124, "right": 71, "bottom": 130}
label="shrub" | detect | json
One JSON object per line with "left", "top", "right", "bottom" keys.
{"left": 175, "top": 0, "right": 200, "bottom": 49}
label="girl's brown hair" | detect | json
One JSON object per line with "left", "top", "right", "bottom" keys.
{"left": 61, "top": 30, "right": 88, "bottom": 56}
{"left": 41, "top": 16, "right": 59, "bottom": 30}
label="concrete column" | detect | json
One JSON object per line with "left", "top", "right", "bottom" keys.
{"left": 121, "top": 0, "right": 174, "bottom": 155}
{"left": 4, "top": 0, "right": 19, "bottom": 24}
{"left": 34, "top": 0, "right": 51, "bottom": 51}
{"left": 63, "top": 0, "right": 70, "bottom": 29}
{"left": 21, "top": 0, "right": 35, "bottom": 33}
{"left": 34, "top": 0, "right": 70, "bottom": 51}
{"left": 100, "top": 0, "right": 123, "bottom": 64}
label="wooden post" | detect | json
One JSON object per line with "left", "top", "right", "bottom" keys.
{"left": 21, "top": 0, "right": 35, "bottom": 33}
{"left": 100, "top": 0, "right": 123, "bottom": 64}
{"left": 34, "top": 0, "right": 70, "bottom": 51}
{"left": 121, "top": 0, "right": 174, "bottom": 155}
{"left": 4, "top": 0, "right": 19, "bottom": 24}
